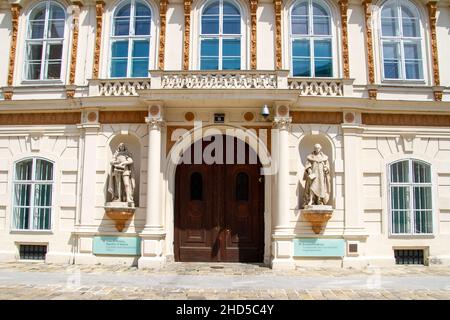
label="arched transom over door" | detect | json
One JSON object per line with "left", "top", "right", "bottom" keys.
{"left": 175, "top": 135, "right": 264, "bottom": 262}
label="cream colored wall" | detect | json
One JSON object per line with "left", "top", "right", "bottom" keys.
{"left": 257, "top": 1, "right": 275, "bottom": 70}
{"left": 164, "top": 3, "right": 184, "bottom": 70}
{"left": 437, "top": 5, "right": 450, "bottom": 88}
{"left": 347, "top": 3, "right": 367, "bottom": 85}
{"left": 0, "top": 8, "right": 11, "bottom": 88}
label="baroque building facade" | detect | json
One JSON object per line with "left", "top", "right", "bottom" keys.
{"left": 0, "top": 0, "right": 449, "bottom": 269}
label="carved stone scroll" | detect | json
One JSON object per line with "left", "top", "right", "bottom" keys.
{"left": 339, "top": 0, "right": 349, "bottom": 79}
{"left": 92, "top": 1, "right": 105, "bottom": 79}
{"left": 273, "top": 0, "right": 282, "bottom": 70}
{"left": 250, "top": 0, "right": 258, "bottom": 70}
{"left": 6, "top": 3, "right": 21, "bottom": 96}
{"left": 362, "top": 0, "right": 376, "bottom": 99}
{"left": 183, "top": 0, "right": 192, "bottom": 71}
{"left": 158, "top": 0, "right": 168, "bottom": 70}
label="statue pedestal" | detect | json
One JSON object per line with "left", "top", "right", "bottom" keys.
{"left": 301, "top": 205, "right": 333, "bottom": 234}
{"left": 104, "top": 202, "right": 135, "bottom": 232}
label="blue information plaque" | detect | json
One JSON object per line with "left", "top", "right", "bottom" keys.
{"left": 93, "top": 236, "right": 141, "bottom": 256}
{"left": 294, "top": 238, "right": 345, "bottom": 257}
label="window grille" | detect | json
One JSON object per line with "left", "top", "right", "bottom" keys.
{"left": 19, "top": 245, "right": 47, "bottom": 260}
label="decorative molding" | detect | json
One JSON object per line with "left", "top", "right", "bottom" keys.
{"left": 7, "top": 3, "right": 21, "bottom": 92}
{"left": 273, "top": 0, "right": 282, "bottom": 70}
{"left": 427, "top": 1, "right": 441, "bottom": 100}
{"left": 362, "top": 0, "right": 376, "bottom": 98}
{"left": 288, "top": 78, "right": 344, "bottom": 96}
{"left": 92, "top": 1, "right": 105, "bottom": 79}
{"left": 99, "top": 111, "right": 147, "bottom": 124}
{"left": 158, "top": 0, "right": 168, "bottom": 70}
{"left": 272, "top": 117, "right": 292, "bottom": 130}
{"left": 291, "top": 111, "right": 343, "bottom": 124}
{"left": 433, "top": 90, "right": 443, "bottom": 102}
{"left": 339, "top": 0, "right": 349, "bottom": 79}
{"left": 362, "top": 113, "right": 450, "bottom": 127}
{"left": 96, "top": 79, "right": 151, "bottom": 96}
{"left": 166, "top": 125, "right": 194, "bottom": 155}
{"left": 69, "top": 3, "right": 82, "bottom": 86}
{"left": 145, "top": 117, "right": 166, "bottom": 130}
{"left": 0, "top": 112, "right": 81, "bottom": 125}
{"left": 250, "top": 0, "right": 258, "bottom": 70}
{"left": 183, "top": 0, "right": 192, "bottom": 71}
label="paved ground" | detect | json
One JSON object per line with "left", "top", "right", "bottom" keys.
{"left": 0, "top": 262, "right": 450, "bottom": 299}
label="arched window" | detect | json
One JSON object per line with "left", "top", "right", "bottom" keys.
{"left": 290, "top": 0, "right": 332, "bottom": 77}
{"left": 380, "top": 0, "right": 423, "bottom": 80}
{"left": 110, "top": 0, "right": 152, "bottom": 77}
{"left": 25, "top": 1, "right": 66, "bottom": 80}
{"left": 13, "top": 158, "right": 54, "bottom": 230}
{"left": 200, "top": 0, "right": 241, "bottom": 70}
{"left": 389, "top": 159, "right": 432, "bottom": 235}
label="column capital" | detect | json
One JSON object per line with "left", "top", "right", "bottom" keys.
{"left": 145, "top": 117, "right": 165, "bottom": 130}
{"left": 272, "top": 117, "right": 292, "bottom": 131}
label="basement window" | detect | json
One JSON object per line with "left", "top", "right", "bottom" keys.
{"left": 394, "top": 249, "right": 424, "bottom": 265}
{"left": 19, "top": 244, "right": 47, "bottom": 260}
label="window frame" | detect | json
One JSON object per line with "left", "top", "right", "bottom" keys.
{"left": 388, "top": 159, "right": 434, "bottom": 237}
{"left": 378, "top": 0, "right": 425, "bottom": 82}
{"left": 108, "top": 0, "right": 154, "bottom": 78}
{"left": 288, "top": 0, "right": 336, "bottom": 78}
{"left": 11, "top": 157, "right": 55, "bottom": 232}
{"left": 22, "top": 0, "right": 67, "bottom": 83}
{"left": 197, "top": 0, "right": 245, "bottom": 70}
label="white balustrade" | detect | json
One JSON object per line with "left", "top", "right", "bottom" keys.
{"left": 97, "top": 79, "right": 151, "bottom": 96}
{"left": 288, "top": 78, "right": 344, "bottom": 96}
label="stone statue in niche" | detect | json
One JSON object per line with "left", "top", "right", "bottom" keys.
{"left": 107, "top": 143, "right": 136, "bottom": 207}
{"left": 302, "top": 143, "right": 331, "bottom": 207}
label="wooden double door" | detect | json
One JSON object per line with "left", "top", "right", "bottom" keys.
{"left": 175, "top": 136, "right": 264, "bottom": 262}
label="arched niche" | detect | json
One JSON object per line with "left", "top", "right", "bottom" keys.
{"left": 298, "top": 134, "right": 335, "bottom": 208}
{"left": 107, "top": 134, "right": 142, "bottom": 206}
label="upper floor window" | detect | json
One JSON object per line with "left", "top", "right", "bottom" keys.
{"left": 13, "top": 158, "right": 54, "bottom": 231}
{"left": 200, "top": 0, "right": 241, "bottom": 70}
{"left": 380, "top": 0, "right": 423, "bottom": 80}
{"left": 389, "top": 159, "right": 432, "bottom": 235}
{"left": 25, "top": 1, "right": 65, "bottom": 80}
{"left": 290, "top": 0, "right": 332, "bottom": 77}
{"left": 110, "top": 0, "right": 152, "bottom": 77}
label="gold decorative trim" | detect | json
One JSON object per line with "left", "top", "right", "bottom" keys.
{"left": 183, "top": 0, "right": 192, "bottom": 71}
{"left": 362, "top": 0, "right": 376, "bottom": 99}
{"left": 368, "top": 88, "right": 378, "bottom": 100}
{"left": 273, "top": 0, "right": 282, "bottom": 70}
{"left": 291, "top": 111, "right": 343, "bottom": 124}
{"left": 427, "top": 1, "right": 440, "bottom": 92}
{"left": 158, "top": 0, "right": 168, "bottom": 70}
{"left": 69, "top": 3, "right": 82, "bottom": 85}
{"left": 99, "top": 111, "right": 147, "bottom": 124}
{"left": 362, "top": 113, "right": 450, "bottom": 127}
{"left": 433, "top": 91, "right": 443, "bottom": 102}
{"left": 92, "top": 1, "right": 105, "bottom": 79}
{"left": 0, "top": 112, "right": 81, "bottom": 125}
{"left": 7, "top": 4, "right": 21, "bottom": 91}
{"left": 250, "top": 0, "right": 258, "bottom": 70}
{"left": 339, "top": 0, "right": 349, "bottom": 79}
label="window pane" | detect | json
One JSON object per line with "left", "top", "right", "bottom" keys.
{"left": 135, "top": 2, "right": 151, "bottom": 16}
{"left": 27, "top": 44, "right": 43, "bottom": 61}
{"left": 201, "top": 57, "right": 219, "bottom": 70}
{"left": 34, "top": 208, "right": 51, "bottom": 230}
{"left": 292, "top": 3, "right": 308, "bottom": 15}
{"left": 391, "top": 186, "right": 411, "bottom": 234}
{"left": 414, "top": 210, "right": 432, "bottom": 234}
{"left": 27, "top": 63, "right": 42, "bottom": 80}
{"left": 202, "top": 16, "right": 219, "bottom": 34}
{"left": 414, "top": 186, "right": 432, "bottom": 209}
{"left": 315, "top": 58, "right": 332, "bottom": 77}
{"left": 383, "top": 42, "right": 400, "bottom": 79}
{"left": 50, "top": 5, "right": 65, "bottom": 19}
{"left": 223, "top": 2, "right": 240, "bottom": 15}
{"left": 16, "top": 160, "right": 33, "bottom": 181}
{"left": 223, "top": 15, "right": 240, "bottom": 34}
{"left": 45, "top": 62, "right": 61, "bottom": 79}
{"left": 14, "top": 184, "right": 31, "bottom": 206}
{"left": 14, "top": 207, "right": 30, "bottom": 230}
{"left": 190, "top": 172, "right": 203, "bottom": 200}
{"left": 402, "top": 18, "right": 418, "bottom": 37}
{"left": 30, "top": 7, "right": 46, "bottom": 21}
{"left": 391, "top": 186, "right": 410, "bottom": 209}
{"left": 391, "top": 161, "right": 410, "bottom": 183}
{"left": 201, "top": 38, "right": 219, "bottom": 56}
{"left": 111, "top": 59, "right": 128, "bottom": 77}
{"left": 48, "top": 20, "right": 64, "bottom": 38}
{"left": 34, "top": 184, "right": 52, "bottom": 207}
{"left": 112, "top": 41, "right": 129, "bottom": 58}
{"left": 204, "top": 3, "right": 219, "bottom": 14}
{"left": 133, "top": 40, "right": 149, "bottom": 58}
{"left": 132, "top": 58, "right": 149, "bottom": 77}
{"left": 313, "top": 16, "right": 330, "bottom": 35}
{"left": 135, "top": 17, "right": 151, "bottom": 35}
{"left": 117, "top": 4, "right": 131, "bottom": 17}
{"left": 292, "top": 16, "right": 308, "bottom": 35}
{"left": 223, "top": 39, "right": 240, "bottom": 56}
{"left": 47, "top": 44, "right": 62, "bottom": 60}
{"left": 405, "top": 61, "right": 421, "bottom": 79}
{"left": 314, "top": 40, "right": 331, "bottom": 57}
{"left": 392, "top": 209, "right": 410, "bottom": 233}
{"left": 413, "top": 161, "right": 431, "bottom": 183}
{"left": 222, "top": 57, "right": 240, "bottom": 70}
{"left": 293, "top": 39, "right": 309, "bottom": 57}
{"left": 35, "top": 159, "right": 53, "bottom": 181}
{"left": 381, "top": 18, "right": 398, "bottom": 36}
{"left": 404, "top": 43, "right": 420, "bottom": 60}
{"left": 30, "top": 21, "right": 45, "bottom": 39}
{"left": 114, "top": 18, "right": 130, "bottom": 36}
{"left": 414, "top": 186, "right": 432, "bottom": 234}
{"left": 293, "top": 58, "right": 310, "bottom": 77}
{"left": 401, "top": 5, "right": 415, "bottom": 18}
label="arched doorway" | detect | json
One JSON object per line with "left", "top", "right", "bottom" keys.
{"left": 174, "top": 135, "right": 264, "bottom": 262}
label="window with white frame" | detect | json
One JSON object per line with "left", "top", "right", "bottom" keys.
{"left": 13, "top": 158, "right": 54, "bottom": 231}
{"left": 290, "top": 0, "right": 333, "bottom": 77}
{"left": 200, "top": 0, "right": 242, "bottom": 70}
{"left": 25, "top": 1, "right": 66, "bottom": 80}
{"left": 380, "top": 0, "right": 423, "bottom": 80}
{"left": 110, "top": 0, "right": 152, "bottom": 78}
{"left": 389, "top": 159, "right": 433, "bottom": 235}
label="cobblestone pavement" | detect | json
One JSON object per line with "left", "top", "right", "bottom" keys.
{"left": 0, "top": 262, "right": 450, "bottom": 300}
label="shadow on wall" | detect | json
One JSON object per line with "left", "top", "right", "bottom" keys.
{"left": 104, "top": 134, "right": 141, "bottom": 207}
